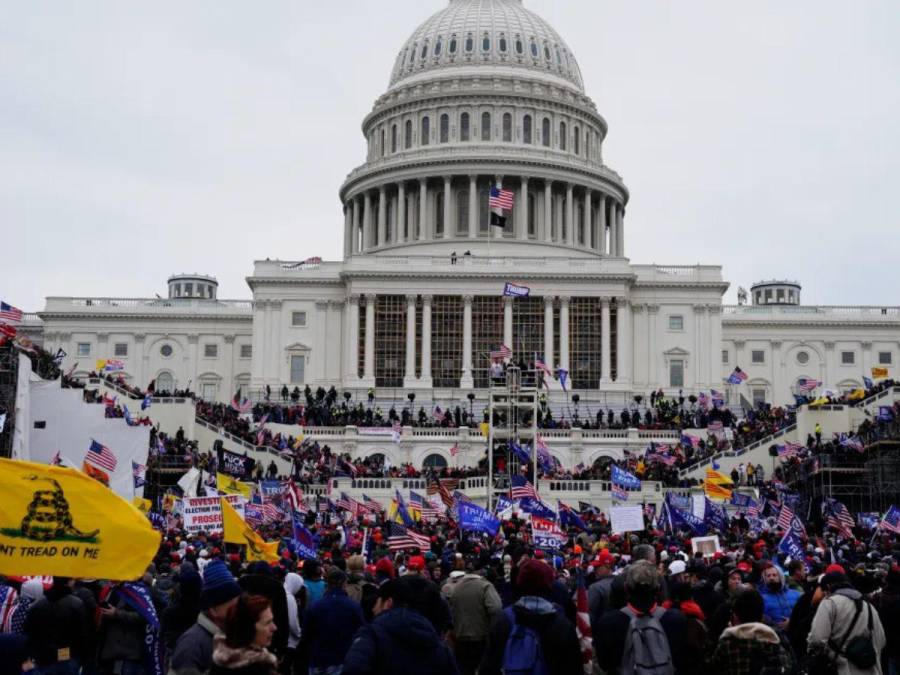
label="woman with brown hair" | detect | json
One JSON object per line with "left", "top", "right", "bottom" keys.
{"left": 211, "top": 593, "right": 279, "bottom": 675}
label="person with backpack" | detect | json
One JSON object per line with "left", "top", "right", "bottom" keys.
{"left": 479, "top": 558, "right": 582, "bottom": 675}
{"left": 807, "top": 571, "right": 886, "bottom": 675}
{"left": 708, "top": 587, "right": 796, "bottom": 675}
{"left": 594, "top": 560, "right": 684, "bottom": 675}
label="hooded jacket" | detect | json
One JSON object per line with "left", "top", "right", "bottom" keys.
{"left": 283, "top": 573, "right": 304, "bottom": 650}
{"left": 709, "top": 622, "right": 795, "bottom": 675}
{"left": 808, "top": 588, "right": 886, "bottom": 675}
{"left": 300, "top": 588, "right": 364, "bottom": 669}
{"left": 342, "top": 607, "right": 458, "bottom": 675}
{"left": 479, "top": 596, "right": 582, "bottom": 675}
{"left": 759, "top": 568, "right": 801, "bottom": 626}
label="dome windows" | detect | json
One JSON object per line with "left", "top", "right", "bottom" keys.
{"left": 499, "top": 35, "right": 508, "bottom": 53}
{"left": 391, "top": 124, "right": 398, "bottom": 153}
{"left": 544, "top": 43, "right": 551, "bottom": 61}
{"left": 502, "top": 113, "right": 512, "bottom": 142}
{"left": 440, "top": 114, "right": 450, "bottom": 143}
{"left": 421, "top": 42, "right": 429, "bottom": 60}
{"left": 404, "top": 120, "right": 413, "bottom": 149}
{"left": 465, "top": 34, "right": 474, "bottom": 53}
{"left": 542, "top": 118, "right": 550, "bottom": 147}
{"left": 434, "top": 38, "right": 443, "bottom": 56}
{"left": 482, "top": 33, "right": 491, "bottom": 52}
{"left": 530, "top": 39, "right": 539, "bottom": 58}
{"left": 460, "top": 112, "right": 470, "bottom": 142}
{"left": 449, "top": 36, "right": 458, "bottom": 55}
{"left": 559, "top": 121, "right": 567, "bottom": 150}
{"left": 421, "top": 116, "right": 430, "bottom": 146}
{"left": 515, "top": 36, "right": 524, "bottom": 55}
{"left": 481, "top": 112, "right": 491, "bottom": 141}
{"left": 573, "top": 126, "right": 580, "bottom": 155}
{"left": 523, "top": 114, "right": 533, "bottom": 144}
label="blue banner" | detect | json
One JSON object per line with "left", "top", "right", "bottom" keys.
{"left": 503, "top": 282, "right": 531, "bottom": 298}
{"left": 494, "top": 495, "right": 513, "bottom": 516}
{"left": 663, "top": 496, "right": 708, "bottom": 536}
{"left": 519, "top": 496, "right": 557, "bottom": 520}
{"left": 778, "top": 529, "right": 804, "bottom": 560}
{"left": 458, "top": 501, "right": 501, "bottom": 537}
{"left": 291, "top": 512, "right": 318, "bottom": 559}
{"left": 612, "top": 465, "right": 641, "bottom": 490}
{"left": 704, "top": 498, "right": 728, "bottom": 532}
{"left": 115, "top": 582, "right": 164, "bottom": 675}
{"left": 558, "top": 502, "right": 588, "bottom": 531}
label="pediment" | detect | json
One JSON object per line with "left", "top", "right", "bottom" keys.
{"left": 284, "top": 342, "right": 311, "bottom": 352}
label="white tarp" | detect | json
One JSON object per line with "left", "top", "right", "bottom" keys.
{"left": 27, "top": 377, "right": 150, "bottom": 498}
{"left": 12, "top": 353, "right": 33, "bottom": 459}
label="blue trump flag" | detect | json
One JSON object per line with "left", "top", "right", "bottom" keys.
{"left": 458, "top": 501, "right": 501, "bottom": 537}
{"left": 611, "top": 465, "right": 641, "bottom": 490}
{"left": 558, "top": 501, "right": 587, "bottom": 531}
{"left": 778, "top": 528, "right": 804, "bottom": 560}
{"left": 663, "top": 495, "right": 708, "bottom": 536}
{"left": 141, "top": 393, "right": 152, "bottom": 410}
{"left": 508, "top": 441, "right": 532, "bottom": 465}
{"left": 291, "top": 512, "right": 318, "bottom": 559}
{"left": 519, "top": 496, "right": 557, "bottom": 520}
{"left": 864, "top": 376, "right": 874, "bottom": 389}
{"left": 704, "top": 497, "right": 728, "bottom": 532}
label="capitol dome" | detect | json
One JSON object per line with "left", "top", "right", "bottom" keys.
{"left": 389, "top": 0, "right": 584, "bottom": 93}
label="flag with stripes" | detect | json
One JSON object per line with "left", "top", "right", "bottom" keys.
{"left": 336, "top": 492, "right": 359, "bottom": 515}
{"left": 726, "top": 367, "right": 749, "bottom": 384}
{"left": 0, "top": 585, "right": 18, "bottom": 632}
{"left": 824, "top": 498, "right": 855, "bottom": 538}
{"left": 429, "top": 480, "right": 454, "bottom": 509}
{"left": 534, "top": 358, "right": 553, "bottom": 378}
{"left": 710, "top": 389, "right": 725, "bottom": 406}
{"left": 511, "top": 475, "right": 538, "bottom": 500}
{"left": 880, "top": 505, "right": 900, "bottom": 534}
{"left": 776, "top": 504, "right": 794, "bottom": 532}
{"left": 490, "top": 344, "right": 512, "bottom": 361}
{"left": 575, "top": 571, "right": 593, "bottom": 673}
{"left": 0, "top": 301, "right": 23, "bottom": 324}
{"left": 449, "top": 443, "right": 458, "bottom": 457}
{"left": 132, "top": 461, "right": 146, "bottom": 489}
{"left": 386, "top": 522, "right": 431, "bottom": 552}
{"left": 489, "top": 186, "right": 514, "bottom": 227}
{"left": 410, "top": 491, "right": 440, "bottom": 520}
{"left": 85, "top": 439, "right": 117, "bottom": 472}
{"left": 361, "top": 494, "right": 383, "bottom": 513}
{"left": 797, "top": 378, "right": 822, "bottom": 393}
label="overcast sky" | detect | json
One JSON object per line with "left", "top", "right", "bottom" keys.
{"left": 2, "top": 1, "right": 898, "bottom": 311}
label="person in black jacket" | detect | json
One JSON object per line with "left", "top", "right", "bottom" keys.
{"left": 163, "top": 567, "right": 202, "bottom": 653}
{"left": 24, "top": 577, "right": 90, "bottom": 672}
{"left": 342, "top": 577, "right": 458, "bottom": 675}
{"left": 479, "top": 559, "right": 582, "bottom": 675}
{"left": 239, "top": 562, "right": 290, "bottom": 661}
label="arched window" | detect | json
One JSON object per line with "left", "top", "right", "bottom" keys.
{"left": 156, "top": 371, "right": 175, "bottom": 393}
{"left": 460, "top": 112, "right": 470, "bottom": 141}
{"left": 585, "top": 130, "right": 591, "bottom": 158}
{"left": 405, "top": 120, "right": 413, "bottom": 149}
{"left": 380, "top": 128, "right": 385, "bottom": 157}
{"left": 559, "top": 121, "right": 567, "bottom": 150}
{"left": 574, "top": 126, "right": 580, "bottom": 155}
{"left": 502, "top": 113, "right": 512, "bottom": 142}
{"left": 481, "top": 112, "right": 491, "bottom": 141}
{"left": 435, "top": 191, "right": 444, "bottom": 235}
{"left": 482, "top": 34, "right": 491, "bottom": 52}
{"left": 421, "top": 116, "right": 430, "bottom": 146}
{"left": 523, "top": 115, "right": 532, "bottom": 144}
{"left": 542, "top": 118, "right": 551, "bottom": 147}
{"left": 440, "top": 113, "right": 449, "bottom": 143}
{"left": 456, "top": 189, "right": 469, "bottom": 234}
{"left": 515, "top": 37, "right": 524, "bottom": 55}
{"left": 530, "top": 40, "right": 539, "bottom": 58}
{"left": 499, "top": 35, "right": 508, "bottom": 53}
{"left": 465, "top": 34, "right": 474, "bottom": 52}
{"left": 421, "top": 42, "right": 429, "bottom": 60}
{"left": 423, "top": 453, "right": 448, "bottom": 469}
{"left": 544, "top": 44, "right": 551, "bottom": 61}
{"left": 434, "top": 38, "right": 442, "bottom": 56}
{"left": 391, "top": 124, "right": 398, "bottom": 153}
{"left": 449, "top": 37, "right": 457, "bottom": 54}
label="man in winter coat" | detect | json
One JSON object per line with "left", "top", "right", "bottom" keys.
{"left": 808, "top": 571, "right": 886, "bottom": 675}
{"left": 709, "top": 587, "right": 796, "bottom": 674}
{"left": 299, "top": 569, "right": 364, "bottom": 674}
{"left": 24, "top": 577, "right": 90, "bottom": 673}
{"left": 759, "top": 563, "right": 801, "bottom": 629}
{"left": 98, "top": 581, "right": 153, "bottom": 674}
{"left": 444, "top": 569, "right": 503, "bottom": 675}
{"left": 479, "top": 558, "right": 582, "bottom": 675}
{"left": 342, "top": 576, "right": 458, "bottom": 675}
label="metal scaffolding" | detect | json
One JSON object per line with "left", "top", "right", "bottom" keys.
{"left": 0, "top": 344, "right": 18, "bottom": 459}
{"left": 487, "top": 366, "right": 539, "bottom": 511}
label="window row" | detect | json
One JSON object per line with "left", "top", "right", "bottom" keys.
{"left": 73, "top": 342, "right": 252, "bottom": 359}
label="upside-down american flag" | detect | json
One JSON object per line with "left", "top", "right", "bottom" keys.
{"left": 386, "top": 522, "right": 431, "bottom": 552}
{"left": 85, "top": 439, "right": 117, "bottom": 472}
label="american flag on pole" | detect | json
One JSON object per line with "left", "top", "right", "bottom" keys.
{"left": 0, "top": 302, "right": 23, "bottom": 324}
{"left": 824, "top": 498, "right": 854, "bottom": 538}
{"left": 511, "top": 475, "right": 538, "bottom": 500}
{"left": 0, "top": 585, "right": 18, "bottom": 632}
{"left": 489, "top": 186, "right": 514, "bottom": 210}
{"left": 776, "top": 504, "right": 794, "bottom": 531}
{"left": 797, "top": 378, "right": 822, "bottom": 393}
{"left": 575, "top": 571, "right": 593, "bottom": 673}
{"left": 386, "top": 522, "right": 430, "bottom": 552}
{"left": 336, "top": 492, "right": 360, "bottom": 515}
{"left": 429, "top": 479, "right": 454, "bottom": 509}
{"left": 880, "top": 505, "right": 900, "bottom": 534}
{"left": 534, "top": 358, "right": 553, "bottom": 378}
{"left": 449, "top": 443, "right": 459, "bottom": 457}
{"left": 361, "top": 494, "right": 383, "bottom": 513}
{"left": 490, "top": 344, "right": 512, "bottom": 361}
{"left": 410, "top": 491, "right": 440, "bottom": 520}
{"left": 85, "top": 439, "right": 118, "bottom": 472}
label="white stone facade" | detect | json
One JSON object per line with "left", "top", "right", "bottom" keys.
{"left": 26, "top": 0, "right": 899, "bottom": 409}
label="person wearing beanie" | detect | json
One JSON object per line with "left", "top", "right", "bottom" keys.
{"left": 170, "top": 560, "right": 242, "bottom": 675}
{"left": 479, "top": 559, "right": 582, "bottom": 675}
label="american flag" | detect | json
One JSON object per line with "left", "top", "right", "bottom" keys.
{"left": 824, "top": 498, "right": 855, "bottom": 538}
{"left": 489, "top": 186, "right": 514, "bottom": 211}
{"left": 245, "top": 503, "right": 264, "bottom": 527}
{"left": 0, "top": 585, "right": 18, "bottom": 632}
{"left": 336, "top": 492, "right": 359, "bottom": 515}
{"left": 132, "top": 461, "right": 146, "bottom": 489}
{"left": 575, "top": 571, "right": 593, "bottom": 673}
{"left": 386, "top": 522, "right": 430, "bottom": 552}
{"left": 776, "top": 504, "right": 794, "bottom": 531}
{"left": 362, "top": 494, "right": 383, "bottom": 513}
{"left": 0, "top": 322, "right": 16, "bottom": 340}
{"left": 840, "top": 434, "right": 865, "bottom": 453}
{"left": 535, "top": 358, "right": 553, "bottom": 378}
{"left": 449, "top": 443, "right": 458, "bottom": 457}
{"left": 85, "top": 439, "right": 117, "bottom": 472}
{"left": 797, "top": 378, "right": 821, "bottom": 393}
{"left": 428, "top": 479, "right": 454, "bottom": 509}
{"left": 433, "top": 406, "right": 446, "bottom": 422}
{"left": 490, "top": 344, "right": 512, "bottom": 361}
{"left": 880, "top": 505, "right": 900, "bottom": 534}
{"left": 262, "top": 502, "right": 284, "bottom": 524}
{"left": 777, "top": 443, "right": 801, "bottom": 459}
{"left": 511, "top": 475, "right": 538, "bottom": 500}
{"left": 410, "top": 491, "right": 440, "bottom": 520}
{"left": 746, "top": 499, "right": 760, "bottom": 519}
{"left": 710, "top": 389, "right": 725, "bottom": 406}
{"left": 0, "top": 302, "right": 23, "bottom": 324}
{"left": 697, "top": 392, "right": 709, "bottom": 409}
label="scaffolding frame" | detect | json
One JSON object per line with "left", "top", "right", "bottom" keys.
{"left": 0, "top": 344, "right": 18, "bottom": 459}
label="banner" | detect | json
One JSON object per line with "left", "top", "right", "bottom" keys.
{"left": 458, "top": 501, "right": 501, "bottom": 537}
{"left": 182, "top": 495, "right": 245, "bottom": 534}
{"left": 610, "top": 505, "right": 645, "bottom": 534}
{"left": 503, "top": 282, "right": 531, "bottom": 298}
{"left": 217, "top": 447, "right": 255, "bottom": 480}
{"left": 221, "top": 498, "right": 279, "bottom": 562}
{"left": 872, "top": 367, "right": 889, "bottom": 379}
{"left": 611, "top": 465, "right": 641, "bottom": 490}
{"left": 531, "top": 517, "right": 566, "bottom": 550}
{"left": 518, "top": 496, "right": 556, "bottom": 520}
{"left": 217, "top": 472, "right": 254, "bottom": 499}
{"left": 0, "top": 459, "right": 160, "bottom": 580}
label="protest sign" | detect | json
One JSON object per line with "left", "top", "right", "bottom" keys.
{"left": 691, "top": 535, "right": 722, "bottom": 558}
{"left": 182, "top": 495, "right": 245, "bottom": 534}
{"left": 610, "top": 505, "right": 645, "bottom": 534}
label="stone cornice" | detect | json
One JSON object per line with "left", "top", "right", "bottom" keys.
{"left": 722, "top": 317, "right": 900, "bottom": 329}
{"left": 38, "top": 311, "right": 252, "bottom": 323}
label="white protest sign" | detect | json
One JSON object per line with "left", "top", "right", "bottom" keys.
{"left": 691, "top": 535, "right": 722, "bottom": 558}
{"left": 610, "top": 505, "right": 645, "bottom": 534}
{"left": 691, "top": 495, "right": 706, "bottom": 519}
{"left": 182, "top": 495, "right": 246, "bottom": 534}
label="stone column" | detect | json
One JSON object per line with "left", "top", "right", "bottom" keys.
{"left": 823, "top": 341, "right": 835, "bottom": 390}
{"left": 503, "top": 296, "right": 513, "bottom": 349}
{"left": 598, "top": 195, "right": 607, "bottom": 255}
{"left": 616, "top": 299, "right": 632, "bottom": 385}
{"left": 251, "top": 299, "right": 268, "bottom": 388}
{"left": 693, "top": 305, "right": 705, "bottom": 388}
{"left": 543, "top": 296, "right": 555, "bottom": 368}
{"left": 600, "top": 298, "right": 612, "bottom": 384}
{"left": 418, "top": 179, "right": 428, "bottom": 241}
{"left": 363, "top": 294, "right": 376, "bottom": 384}
{"left": 343, "top": 206, "right": 352, "bottom": 259}
{"left": 421, "top": 295, "right": 433, "bottom": 387}
{"left": 648, "top": 305, "right": 659, "bottom": 387}
{"left": 559, "top": 297, "right": 570, "bottom": 371}
{"left": 397, "top": 182, "right": 406, "bottom": 243}
{"left": 583, "top": 189, "right": 592, "bottom": 249}
{"left": 468, "top": 175, "right": 477, "bottom": 237}
{"left": 617, "top": 205, "right": 625, "bottom": 256}
{"left": 187, "top": 334, "right": 200, "bottom": 389}
{"left": 133, "top": 334, "right": 146, "bottom": 387}
{"left": 518, "top": 176, "right": 529, "bottom": 240}
{"left": 353, "top": 197, "right": 362, "bottom": 254}
{"left": 403, "top": 295, "right": 417, "bottom": 387}
{"left": 543, "top": 181, "right": 553, "bottom": 243}
{"left": 771, "top": 339, "right": 782, "bottom": 404}
{"left": 608, "top": 201, "right": 618, "bottom": 257}
{"left": 461, "top": 295, "right": 474, "bottom": 388}
{"left": 443, "top": 176, "right": 452, "bottom": 238}
{"left": 315, "top": 300, "right": 329, "bottom": 381}
{"left": 377, "top": 186, "right": 387, "bottom": 246}
{"left": 268, "top": 300, "right": 283, "bottom": 385}
{"left": 362, "top": 192, "right": 373, "bottom": 251}
{"left": 345, "top": 295, "right": 360, "bottom": 383}
{"left": 565, "top": 183, "right": 574, "bottom": 246}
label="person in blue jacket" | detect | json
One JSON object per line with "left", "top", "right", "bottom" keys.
{"left": 758, "top": 563, "right": 801, "bottom": 629}
{"left": 299, "top": 569, "right": 364, "bottom": 674}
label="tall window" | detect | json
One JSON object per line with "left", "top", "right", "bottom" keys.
{"left": 440, "top": 113, "right": 449, "bottom": 143}
{"left": 574, "top": 126, "right": 580, "bottom": 155}
{"left": 432, "top": 296, "right": 463, "bottom": 388}
{"left": 290, "top": 355, "right": 305, "bottom": 384}
{"left": 405, "top": 120, "right": 412, "bottom": 149}
{"left": 523, "top": 115, "right": 532, "bottom": 144}
{"left": 472, "top": 297, "right": 503, "bottom": 387}
{"left": 435, "top": 191, "right": 444, "bottom": 236}
{"left": 456, "top": 189, "right": 469, "bottom": 234}
{"left": 386, "top": 199, "right": 394, "bottom": 242}
{"left": 527, "top": 192, "right": 537, "bottom": 237}
{"left": 481, "top": 112, "right": 491, "bottom": 141}
{"left": 502, "top": 113, "right": 512, "bottom": 142}
{"left": 542, "top": 118, "right": 550, "bottom": 147}
{"left": 479, "top": 187, "right": 491, "bottom": 232}
{"left": 570, "top": 298, "right": 602, "bottom": 388}
{"left": 559, "top": 121, "right": 567, "bottom": 150}
{"left": 375, "top": 295, "right": 406, "bottom": 388}
{"left": 513, "top": 297, "right": 544, "bottom": 365}
{"left": 669, "top": 359, "right": 684, "bottom": 388}
{"left": 460, "top": 112, "right": 470, "bottom": 141}
{"left": 391, "top": 124, "right": 397, "bottom": 153}
{"left": 380, "top": 129, "right": 385, "bottom": 157}
{"left": 421, "top": 116, "right": 430, "bottom": 146}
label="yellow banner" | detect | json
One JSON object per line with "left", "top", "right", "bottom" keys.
{"left": 705, "top": 468, "right": 734, "bottom": 486}
{"left": 95, "top": 359, "right": 107, "bottom": 371}
{"left": 220, "top": 498, "right": 279, "bottom": 562}
{"left": 872, "top": 367, "right": 889, "bottom": 379}
{"left": 217, "top": 472, "right": 253, "bottom": 499}
{"left": 0, "top": 459, "right": 160, "bottom": 581}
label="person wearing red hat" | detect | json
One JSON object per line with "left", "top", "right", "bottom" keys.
{"left": 588, "top": 550, "right": 617, "bottom": 626}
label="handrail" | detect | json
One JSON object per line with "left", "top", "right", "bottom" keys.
{"left": 678, "top": 423, "right": 798, "bottom": 477}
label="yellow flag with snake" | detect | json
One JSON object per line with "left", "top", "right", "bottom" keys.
{"left": 220, "top": 497, "right": 279, "bottom": 563}
{"left": 0, "top": 458, "right": 160, "bottom": 580}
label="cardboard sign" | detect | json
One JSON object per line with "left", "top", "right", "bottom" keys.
{"left": 182, "top": 495, "right": 245, "bottom": 534}
{"left": 691, "top": 535, "right": 722, "bottom": 558}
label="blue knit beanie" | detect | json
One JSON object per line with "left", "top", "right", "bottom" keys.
{"left": 200, "top": 559, "right": 242, "bottom": 610}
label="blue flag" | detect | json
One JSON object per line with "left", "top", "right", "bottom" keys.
{"left": 458, "top": 501, "right": 501, "bottom": 537}
{"left": 558, "top": 501, "right": 587, "bottom": 531}
{"left": 114, "top": 582, "right": 164, "bottom": 675}
{"left": 778, "top": 528, "right": 804, "bottom": 560}
{"left": 663, "top": 495, "right": 708, "bottom": 535}
{"left": 291, "top": 512, "right": 318, "bottom": 559}
{"left": 494, "top": 495, "right": 513, "bottom": 516}
{"left": 508, "top": 441, "right": 531, "bottom": 465}
{"left": 141, "top": 393, "right": 152, "bottom": 410}
{"left": 557, "top": 368, "right": 568, "bottom": 391}
{"left": 519, "top": 496, "right": 557, "bottom": 520}
{"left": 704, "top": 497, "right": 728, "bottom": 532}
{"left": 394, "top": 490, "right": 416, "bottom": 527}
{"left": 611, "top": 465, "right": 641, "bottom": 490}
{"left": 864, "top": 376, "right": 874, "bottom": 389}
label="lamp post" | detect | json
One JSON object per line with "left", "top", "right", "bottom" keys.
{"left": 467, "top": 392, "right": 475, "bottom": 419}
{"left": 407, "top": 392, "right": 415, "bottom": 415}
{"left": 572, "top": 394, "right": 580, "bottom": 426}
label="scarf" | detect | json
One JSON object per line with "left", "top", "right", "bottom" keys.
{"left": 103, "top": 582, "right": 164, "bottom": 675}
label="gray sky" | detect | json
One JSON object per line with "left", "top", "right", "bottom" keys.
{"left": 3, "top": 1, "right": 898, "bottom": 311}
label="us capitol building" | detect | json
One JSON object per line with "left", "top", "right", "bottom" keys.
{"left": 23, "top": 0, "right": 898, "bottom": 409}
